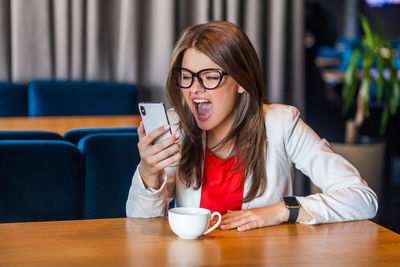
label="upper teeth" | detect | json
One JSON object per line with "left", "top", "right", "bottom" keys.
{"left": 193, "top": 99, "right": 209, "bottom": 103}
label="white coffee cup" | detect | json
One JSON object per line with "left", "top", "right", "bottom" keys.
{"left": 168, "top": 207, "right": 222, "bottom": 239}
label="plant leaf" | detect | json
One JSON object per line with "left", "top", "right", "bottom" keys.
{"left": 359, "top": 14, "right": 374, "bottom": 49}
{"left": 342, "top": 49, "right": 360, "bottom": 114}
{"left": 361, "top": 50, "right": 374, "bottom": 114}
{"left": 390, "top": 68, "right": 400, "bottom": 114}
{"left": 376, "top": 48, "right": 385, "bottom": 102}
{"left": 361, "top": 76, "right": 372, "bottom": 114}
{"left": 380, "top": 96, "right": 389, "bottom": 136}
{"left": 347, "top": 14, "right": 400, "bottom": 136}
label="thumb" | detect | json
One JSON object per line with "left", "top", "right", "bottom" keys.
{"left": 137, "top": 121, "right": 146, "bottom": 140}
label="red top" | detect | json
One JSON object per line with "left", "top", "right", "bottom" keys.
{"left": 200, "top": 147, "right": 244, "bottom": 214}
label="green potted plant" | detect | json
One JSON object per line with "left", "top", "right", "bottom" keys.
{"left": 311, "top": 14, "right": 400, "bottom": 199}
{"left": 330, "top": 14, "right": 400, "bottom": 199}
{"left": 342, "top": 14, "right": 400, "bottom": 142}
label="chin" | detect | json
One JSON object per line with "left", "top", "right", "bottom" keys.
{"left": 194, "top": 118, "right": 208, "bottom": 130}
{"left": 195, "top": 119, "right": 215, "bottom": 132}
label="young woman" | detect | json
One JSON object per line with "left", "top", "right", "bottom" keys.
{"left": 126, "top": 21, "right": 377, "bottom": 231}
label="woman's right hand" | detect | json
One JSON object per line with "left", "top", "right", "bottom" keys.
{"left": 137, "top": 121, "right": 181, "bottom": 189}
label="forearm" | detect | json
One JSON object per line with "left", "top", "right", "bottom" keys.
{"left": 220, "top": 200, "right": 314, "bottom": 231}
{"left": 296, "top": 187, "right": 378, "bottom": 225}
{"left": 138, "top": 162, "right": 164, "bottom": 190}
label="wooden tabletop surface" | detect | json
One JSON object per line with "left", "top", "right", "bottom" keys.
{"left": 0, "top": 115, "right": 141, "bottom": 135}
{"left": 0, "top": 217, "right": 399, "bottom": 266}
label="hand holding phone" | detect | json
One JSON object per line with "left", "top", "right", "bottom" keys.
{"left": 138, "top": 102, "right": 172, "bottom": 143}
{"left": 137, "top": 102, "right": 181, "bottom": 189}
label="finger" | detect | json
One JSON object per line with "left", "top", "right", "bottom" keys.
{"left": 137, "top": 121, "right": 145, "bottom": 140}
{"left": 222, "top": 210, "right": 245, "bottom": 222}
{"left": 143, "top": 134, "right": 180, "bottom": 160}
{"left": 141, "top": 125, "right": 171, "bottom": 147}
{"left": 221, "top": 213, "right": 251, "bottom": 230}
{"left": 152, "top": 142, "right": 181, "bottom": 165}
{"left": 139, "top": 136, "right": 180, "bottom": 169}
{"left": 153, "top": 150, "right": 181, "bottom": 169}
{"left": 237, "top": 222, "right": 258, "bottom": 232}
{"left": 151, "top": 132, "right": 180, "bottom": 153}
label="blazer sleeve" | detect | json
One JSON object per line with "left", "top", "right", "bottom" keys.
{"left": 283, "top": 106, "right": 378, "bottom": 224}
{"left": 126, "top": 167, "right": 176, "bottom": 218}
{"left": 126, "top": 169, "right": 168, "bottom": 218}
{"left": 126, "top": 108, "right": 180, "bottom": 218}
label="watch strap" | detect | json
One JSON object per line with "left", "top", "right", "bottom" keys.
{"left": 287, "top": 204, "right": 299, "bottom": 223}
{"left": 283, "top": 196, "right": 300, "bottom": 223}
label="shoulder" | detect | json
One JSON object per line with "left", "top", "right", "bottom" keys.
{"left": 264, "top": 104, "right": 300, "bottom": 126}
{"left": 263, "top": 104, "right": 301, "bottom": 141}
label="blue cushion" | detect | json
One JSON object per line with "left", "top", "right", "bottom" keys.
{"left": 0, "top": 140, "right": 83, "bottom": 223}
{"left": 64, "top": 127, "right": 137, "bottom": 145}
{"left": 317, "top": 46, "right": 342, "bottom": 59}
{"left": 0, "top": 131, "right": 62, "bottom": 140}
{"left": 0, "top": 82, "right": 27, "bottom": 116}
{"left": 28, "top": 80, "right": 138, "bottom": 116}
{"left": 336, "top": 37, "right": 361, "bottom": 52}
{"left": 77, "top": 133, "right": 140, "bottom": 219}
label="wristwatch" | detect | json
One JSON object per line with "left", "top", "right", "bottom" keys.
{"left": 283, "top": 196, "right": 300, "bottom": 223}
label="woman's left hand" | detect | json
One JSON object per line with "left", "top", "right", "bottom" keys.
{"left": 220, "top": 202, "right": 289, "bottom": 231}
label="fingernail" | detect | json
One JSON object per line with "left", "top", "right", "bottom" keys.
{"left": 174, "top": 132, "right": 180, "bottom": 139}
{"left": 164, "top": 124, "right": 170, "bottom": 130}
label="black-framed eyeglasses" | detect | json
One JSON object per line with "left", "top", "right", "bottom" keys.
{"left": 172, "top": 67, "right": 228, "bottom": 90}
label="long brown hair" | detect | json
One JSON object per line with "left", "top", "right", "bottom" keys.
{"left": 166, "top": 21, "right": 267, "bottom": 202}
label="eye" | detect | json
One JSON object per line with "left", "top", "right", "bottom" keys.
{"left": 205, "top": 75, "right": 219, "bottom": 81}
{"left": 202, "top": 71, "right": 220, "bottom": 81}
{"left": 181, "top": 74, "right": 192, "bottom": 80}
{"left": 179, "top": 70, "right": 191, "bottom": 78}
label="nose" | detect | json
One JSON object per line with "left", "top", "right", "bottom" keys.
{"left": 190, "top": 77, "right": 206, "bottom": 94}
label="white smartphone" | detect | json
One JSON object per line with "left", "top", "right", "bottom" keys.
{"left": 138, "top": 102, "right": 172, "bottom": 143}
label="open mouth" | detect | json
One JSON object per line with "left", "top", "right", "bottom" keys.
{"left": 193, "top": 98, "right": 212, "bottom": 120}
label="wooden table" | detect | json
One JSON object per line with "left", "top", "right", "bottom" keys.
{"left": 0, "top": 115, "right": 141, "bottom": 135}
{"left": 0, "top": 218, "right": 399, "bottom": 266}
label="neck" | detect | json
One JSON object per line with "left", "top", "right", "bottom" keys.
{"left": 206, "top": 130, "right": 234, "bottom": 159}
{"left": 205, "top": 108, "right": 237, "bottom": 159}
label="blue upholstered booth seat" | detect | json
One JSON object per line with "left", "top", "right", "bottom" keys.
{"left": 0, "top": 82, "right": 27, "bottom": 116}
{"left": 77, "top": 133, "right": 140, "bottom": 219}
{"left": 0, "top": 131, "right": 62, "bottom": 140}
{"left": 0, "top": 140, "right": 83, "bottom": 223}
{"left": 28, "top": 80, "right": 138, "bottom": 117}
{"left": 64, "top": 127, "right": 137, "bottom": 145}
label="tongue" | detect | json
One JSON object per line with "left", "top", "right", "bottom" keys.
{"left": 198, "top": 102, "right": 212, "bottom": 118}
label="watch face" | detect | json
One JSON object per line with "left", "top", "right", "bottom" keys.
{"left": 284, "top": 197, "right": 300, "bottom": 208}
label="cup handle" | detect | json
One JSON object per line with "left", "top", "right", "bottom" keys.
{"left": 203, "top": 211, "right": 222, "bottom": 235}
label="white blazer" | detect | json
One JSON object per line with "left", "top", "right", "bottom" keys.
{"left": 126, "top": 104, "right": 378, "bottom": 224}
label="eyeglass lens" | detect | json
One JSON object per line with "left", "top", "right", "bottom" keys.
{"left": 175, "top": 69, "right": 222, "bottom": 89}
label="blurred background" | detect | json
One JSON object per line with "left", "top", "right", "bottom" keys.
{"left": 0, "top": 0, "right": 399, "bottom": 232}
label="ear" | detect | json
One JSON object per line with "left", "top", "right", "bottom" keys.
{"left": 237, "top": 86, "right": 245, "bottom": 94}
